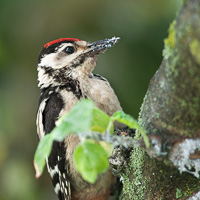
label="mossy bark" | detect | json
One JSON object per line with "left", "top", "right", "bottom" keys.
{"left": 120, "top": 0, "right": 200, "bottom": 199}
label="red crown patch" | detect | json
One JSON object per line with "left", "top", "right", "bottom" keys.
{"left": 44, "top": 38, "right": 82, "bottom": 48}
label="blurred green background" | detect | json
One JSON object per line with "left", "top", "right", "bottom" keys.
{"left": 0, "top": 0, "right": 181, "bottom": 199}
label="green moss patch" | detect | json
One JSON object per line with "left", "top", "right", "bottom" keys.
{"left": 189, "top": 39, "right": 200, "bottom": 64}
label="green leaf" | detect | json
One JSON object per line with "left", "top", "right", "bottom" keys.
{"left": 51, "top": 99, "right": 111, "bottom": 141}
{"left": 73, "top": 140, "right": 109, "bottom": 183}
{"left": 51, "top": 100, "right": 94, "bottom": 141}
{"left": 111, "top": 110, "right": 150, "bottom": 148}
{"left": 91, "top": 107, "right": 111, "bottom": 133}
{"left": 34, "top": 134, "right": 53, "bottom": 178}
{"left": 99, "top": 141, "right": 113, "bottom": 157}
{"left": 34, "top": 99, "right": 111, "bottom": 178}
{"left": 111, "top": 110, "right": 139, "bottom": 129}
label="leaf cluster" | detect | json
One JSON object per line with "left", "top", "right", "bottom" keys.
{"left": 34, "top": 99, "right": 148, "bottom": 183}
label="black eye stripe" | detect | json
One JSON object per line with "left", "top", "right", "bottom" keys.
{"left": 64, "top": 46, "right": 75, "bottom": 54}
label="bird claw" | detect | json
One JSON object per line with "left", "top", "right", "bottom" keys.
{"left": 109, "top": 128, "right": 135, "bottom": 176}
{"left": 109, "top": 146, "right": 126, "bottom": 176}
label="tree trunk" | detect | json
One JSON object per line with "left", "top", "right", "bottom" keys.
{"left": 120, "top": 0, "right": 200, "bottom": 199}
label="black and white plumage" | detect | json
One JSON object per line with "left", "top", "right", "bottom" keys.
{"left": 36, "top": 37, "right": 121, "bottom": 200}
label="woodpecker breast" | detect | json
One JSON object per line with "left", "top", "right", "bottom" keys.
{"left": 36, "top": 37, "right": 121, "bottom": 200}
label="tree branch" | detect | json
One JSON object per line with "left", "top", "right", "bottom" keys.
{"left": 120, "top": 0, "right": 200, "bottom": 199}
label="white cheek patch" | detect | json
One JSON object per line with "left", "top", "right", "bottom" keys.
{"left": 38, "top": 53, "right": 58, "bottom": 68}
{"left": 38, "top": 51, "right": 83, "bottom": 69}
{"left": 38, "top": 43, "right": 84, "bottom": 69}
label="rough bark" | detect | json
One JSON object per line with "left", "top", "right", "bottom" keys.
{"left": 120, "top": 0, "right": 200, "bottom": 199}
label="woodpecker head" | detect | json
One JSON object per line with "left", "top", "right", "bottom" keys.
{"left": 37, "top": 37, "right": 120, "bottom": 88}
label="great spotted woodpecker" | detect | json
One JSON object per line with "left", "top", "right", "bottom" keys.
{"left": 36, "top": 37, "right": 122, "bottom": 200}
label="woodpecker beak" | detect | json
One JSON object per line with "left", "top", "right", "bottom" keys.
{"left": 85, "top": 37, "right": 120, "bottom": 56}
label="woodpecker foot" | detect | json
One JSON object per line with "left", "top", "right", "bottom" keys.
{"left": 109, "top": 146, "right": 125, "bottom": 176}
{"left": 109, "top": 128, "right": 135, "bottom": 176}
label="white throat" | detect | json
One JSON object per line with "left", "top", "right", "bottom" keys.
{"left": 37, "top": 66, "right": 54, "bottom": 88}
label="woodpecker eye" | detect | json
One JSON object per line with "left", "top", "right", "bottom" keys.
{"left": 64, "top": 46, "right": 75, "bottom": 54}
